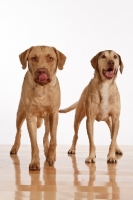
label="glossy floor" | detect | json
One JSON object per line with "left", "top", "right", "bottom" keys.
{"left": 0, "top": 145, "right": 133, "bottom": 200}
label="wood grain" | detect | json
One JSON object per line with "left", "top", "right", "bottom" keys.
{"left": 0, "top": 145, "right": 133, "bottom": 199}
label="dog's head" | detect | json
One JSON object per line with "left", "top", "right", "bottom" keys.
{"left": 19, "top": 46, "right": 66, "bottom": 86}
{"left": 90, "top": 50, "right": 124, "bottom": 81}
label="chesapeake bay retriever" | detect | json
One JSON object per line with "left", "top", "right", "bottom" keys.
{"left": 59, "top": 50, "right": 124, "bottom": 163}
{"left": 10, "top": 46, "right": 66, "bottom": 170}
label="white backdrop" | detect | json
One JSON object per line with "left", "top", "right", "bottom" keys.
{"left": 0, "top": 0, "right": 133, "bottom": 145}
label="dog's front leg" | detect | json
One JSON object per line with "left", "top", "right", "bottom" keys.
{"left": 10, "top": 101, "right": 26, "bottom": 154}
{"left": 85, "top": 118, "right": 96, "bottom": 163}
{"left": 26, "top": 114, "right": 40, "bottom": 170}
{"left": 46, "top": 112, "right": 58, "bottom": 166}
{"left": 107, "top": 117, "right": 119, "bottom": 163}
{"left": 43, "top": 113, "right": 50, "bottom": 157}
{"left": 105, "top": 117, "right": 123, "bottom": 155}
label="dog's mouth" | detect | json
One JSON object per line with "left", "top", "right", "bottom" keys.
{"left": 34, "top": 69, "right": 51, "bottom": 86}
{"left": 102, "top": 67, "right": 117, "bottom": 79}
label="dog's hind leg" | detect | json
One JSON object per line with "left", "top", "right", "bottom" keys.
{"left": 68, "top": 109, "right": 85, "bottom": 154}
{"left": 10, "top": 101, "right": 26, "bottom": 154}
{"left": 37, "top": 118, "right": 43, "bottom": 128}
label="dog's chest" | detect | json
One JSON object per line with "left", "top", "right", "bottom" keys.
{"left": 28, "top": 91, "right": 58, "bottom": 117}
{"left": 30, "top": 103, "right": 53, "bottom": 117}
{"left": 96, "top": 83, "right": 112, "bottom": 121}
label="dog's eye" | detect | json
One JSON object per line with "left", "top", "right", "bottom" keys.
{"left": 31, "top": 56, "right": 36, "bottom": 61}
{"left": 101, "top": 55, "right": 106, "bottom": 59}
{"left": 114, "top": 55, "right": 117, "bottom": 59}
{"left": 49, "top": 56, "right": 53, "bottom": 61}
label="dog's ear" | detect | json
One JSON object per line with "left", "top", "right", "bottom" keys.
{"left": 118, "top": 54, "right": 124, "bottom": 74}
{"left": 90, "top": 52, "right": 101, "bottom": 70}
{"left": 19, "top": 47, "right": 33, "bottom": 69}
{"left": 53, "top": 47, "right": 66, "bottom": 70}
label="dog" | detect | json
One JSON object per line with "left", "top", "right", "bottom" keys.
{"left": 59, "top": 50, "right": 124, "bottom": 163}
{"left": 10, "top": 46, "right": 66, "bottom": 170}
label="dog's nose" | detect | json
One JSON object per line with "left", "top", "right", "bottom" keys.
{"left": 38, "top": 68, "right": 46, "bottom": 74}
{"left": 108, "top": 60, "right": 114, "bottom": 67}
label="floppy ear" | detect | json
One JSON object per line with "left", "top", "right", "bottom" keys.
{"left": 90, "top": 52, "right": 101, "bottom": 70}
{"left": 19, "top": 47, "right": 33, "bottom": 69}
{"left": 118, "top": 54, "right": 124, "bottom": 74}
{"left": 53, "top": 47, "right": 66, "bottom": 70}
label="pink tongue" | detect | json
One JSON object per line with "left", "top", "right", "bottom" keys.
{"left": 105, "top": 71, "right": 114, "bottom": 78}
{"left": 39, "top": 73, "right": 48, "bottom": 81}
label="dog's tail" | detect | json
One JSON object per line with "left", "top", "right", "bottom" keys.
{"left": 59, "top": 102, "right": 78, "bottom": 113}
{"left": 37, "top": 118, "right": 43, "bottom": 128}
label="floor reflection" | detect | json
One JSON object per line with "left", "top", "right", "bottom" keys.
{"left": 10, "top": 155, "right": 21, "bottom": 186}
{"left": 43, "top": 161, "right": 56, "bottom": 200}
{"left": 10, "top": 147, "right": 123, "bottom": 200}
{"left": 10, "top": 155, "right": 57, "bottom": 200}
{"left": 68, "top": 152, "right": 122, "bottom": 199}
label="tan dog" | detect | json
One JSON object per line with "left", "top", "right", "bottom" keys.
{"left": 10, "top": 46, "right": 66, "bottom": 170}
{"left": 59, "top": 50, "right": 123, "bottom": 163}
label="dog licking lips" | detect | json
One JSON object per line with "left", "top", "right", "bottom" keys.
{"left": 34, "top": 71, "right": 51, "bottom": 85}
{"left": 39, "top": 73, "right": 48, "bottom": 82}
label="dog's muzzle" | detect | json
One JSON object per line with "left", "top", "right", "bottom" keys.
{"left": 34, "top": 68, "right": 51, "bottom": 86}
{"left": 102, "top": 60, "right": 117, "bottom": 79}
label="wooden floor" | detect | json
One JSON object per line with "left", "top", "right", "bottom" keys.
{"left": 0, "top": 145, "right": 133, "bottom": 200}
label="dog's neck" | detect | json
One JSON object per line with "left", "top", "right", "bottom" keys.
{"left": 93, "top": 71, "right": 117, "bottom": 110}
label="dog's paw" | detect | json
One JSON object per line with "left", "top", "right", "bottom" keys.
{"left": 46, "top": 156, "right": 55, "bottom": 166}
{"left": 10, "top": 146, "right": 18, "bottom": 154}
{"left": 68, "top": 149, "right": 76, "bottom": 154}
{"left": 29, "top": 162, "right": 40, "bottom": 171}
{"left": 46, "top": 150, "right": 56, "bottom": 166}
{"left": 46, "top": 146, "right": 56, "bottom": 166}
{"left": 107, "top": 155, "right": 117, "bottom": 163}
{"left": 115, "top": 148, "right": 123, "bottom": 155}
{"left": 85, "top": 156, "right": 96, "bottom": 163}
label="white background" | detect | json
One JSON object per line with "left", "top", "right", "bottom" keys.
{"left": 0, "top": 0, "right": 133, "bottom": 145}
